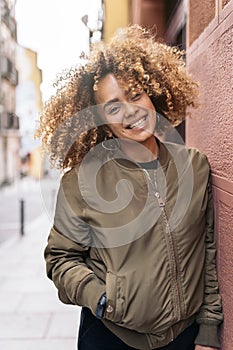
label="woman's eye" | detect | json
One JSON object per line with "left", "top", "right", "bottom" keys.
{"left": 107, "top": 104, "right": 121, "bottom": 115}
{"left": 131, "top": 93, "right": 142, "bottom": 101}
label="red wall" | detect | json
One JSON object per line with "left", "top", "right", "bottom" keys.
{"left": 130, "top": 0, "right": 166, "bottom": 39}
{"left": 186, "top": 2, "right": 233, "bottom": 349}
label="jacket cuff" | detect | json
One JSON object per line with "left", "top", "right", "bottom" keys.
{"left": 195, "top": 323, "right": 220, "bottom": 348}
{"left": 76, "top": 274, "right": 106, "bottom": 315}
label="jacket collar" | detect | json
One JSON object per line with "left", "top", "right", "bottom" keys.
{"left": 105, "top": 137, "right": 171, "bottom": 171}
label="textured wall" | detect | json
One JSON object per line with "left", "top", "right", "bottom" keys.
{"left": 213, "top": 186, "right": 233, "bottom": 349}
{"left": 186, "top": 27, "right": 233, "bottom": 179}
{"left": 188, "top": 0, "right": 215, "bottom": 46}
{"left": 186, "top": 2, "right": 233, "bottom": 349}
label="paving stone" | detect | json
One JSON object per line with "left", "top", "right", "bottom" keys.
{"left": 0, "top": 212, "right": 82, "bottom": 348}
{"left": 46, "top": 311, "right": 81, "bottom": 338}
{"left": 0, "top": 314, "right": 50, "bottom": 338}
{"left": 0, "top": 292, "right": 23, "bottom": 313}
{"left": 0, "top": 276, "right": 52, "bottom": 293}
{"left": 17, "top": 291, "right": 78, "bottom": 313}
{"left": 0, "top": 338, "right": 77, "bottom": 350}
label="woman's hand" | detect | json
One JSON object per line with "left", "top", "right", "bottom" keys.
{"left": 195, "top": 346, "right": 218, "bottom": 350}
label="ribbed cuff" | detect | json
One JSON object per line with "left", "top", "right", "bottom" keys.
{"left": 76, "top": 274, "right": 106, "bottom": 315}
{"left": 195, "top": 323, "right": 220, "bottom": 348}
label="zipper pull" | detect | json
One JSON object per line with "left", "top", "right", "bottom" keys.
{"left": 155, "top": 192, "right": 165, "bottom": 207}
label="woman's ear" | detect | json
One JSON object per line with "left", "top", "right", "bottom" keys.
{"left": 97, "top": 124, "right": 113, "bottom": 139}
{"left": 103, "top": 125, "right": 113, "bottom": 139}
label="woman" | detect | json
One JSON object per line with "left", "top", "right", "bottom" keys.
{"left": 36, "top": 25, "right": 223, "bottom": 350}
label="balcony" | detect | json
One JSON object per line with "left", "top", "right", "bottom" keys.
{"left": 0, "top": 112, "right": 20, "bottom": 130}
{"left": 2, "top": 3, "right": 17, "bottom": 39}
{"left": 1, "top": 56, "right": 18, "bottom": 86}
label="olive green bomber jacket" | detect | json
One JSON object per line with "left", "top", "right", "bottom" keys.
{"left": 45, "top": 141, "right": 223, "bottom": 349}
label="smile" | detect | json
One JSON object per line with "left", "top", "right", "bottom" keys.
{"left": 127, "top": 116, "right": 147, "bottom": 129}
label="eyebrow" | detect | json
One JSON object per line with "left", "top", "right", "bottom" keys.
{"left": 103, "top": 98, "right": 119, "bottom": 111}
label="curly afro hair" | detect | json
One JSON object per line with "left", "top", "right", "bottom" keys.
{"left": 35, "top": 25, "right": 199, "bottom": 170}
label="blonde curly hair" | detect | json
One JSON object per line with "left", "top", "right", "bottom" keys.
{"left": 35, "top": 25, "right": 199, "bottom": 170}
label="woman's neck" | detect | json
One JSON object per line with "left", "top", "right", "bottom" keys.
{"left": 119, "top": 137, "right": 159, "bottom": 163}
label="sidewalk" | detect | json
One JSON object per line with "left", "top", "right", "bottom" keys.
{"left": 0, "top": 211, "right": 81, "bottom": 350}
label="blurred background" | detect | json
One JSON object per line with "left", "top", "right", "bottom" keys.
{"left": 0, "top": 0, "right": 232, "bottom": 349}
{"left": 0, "top": 0, "right": 104, "bottom": 244}
{"left": 0, "top": 0, "right": 192, "bottom": 245}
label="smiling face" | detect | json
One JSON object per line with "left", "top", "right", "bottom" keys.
{"left": 94, "top": 74, "right": 157, "bottom": 153}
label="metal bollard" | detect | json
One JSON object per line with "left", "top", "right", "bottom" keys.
{"left": 20, "top": 199, "right": 25, "bottom": 236}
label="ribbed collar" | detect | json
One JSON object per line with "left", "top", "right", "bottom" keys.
{"left": 107, "top": 137, "right": 171, "bottom": 171}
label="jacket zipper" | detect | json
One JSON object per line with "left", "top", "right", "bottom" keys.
{"left": 161, "top": 205, "right": 182, "bottom": 322}
{"left": 143, "top": 169, "right": 182, "bottom": 323}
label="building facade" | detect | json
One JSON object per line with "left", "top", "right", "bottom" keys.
{"left": 81, "top": 0, "right": 105, "bottom": 45}
{"left": 16, "top": 46, "right": 43, "bottom": 179}
{"left": 0, "top": 0, "right": 19, "bottom": 186}
{"left": 186, "top": 1, "right": 233, "bottom": 349}
{"left": 103, "top": 0, "right": 130, "bottom": 41}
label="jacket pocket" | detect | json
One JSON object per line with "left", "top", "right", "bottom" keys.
{"left": 105, "top": 271, "right": 125, "bottom": 324}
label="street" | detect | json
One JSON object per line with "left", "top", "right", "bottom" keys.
{"left": 0, "top": 194, "right": 80, "bottom": 350}
{"left": 0, "top": 176, "right": 60, "bottom": 244}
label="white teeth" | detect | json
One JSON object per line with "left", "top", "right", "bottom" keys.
{"left": 130, "top": 116, "right": 146, "bottom": 128}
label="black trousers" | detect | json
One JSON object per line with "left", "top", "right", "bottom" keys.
{"left": 77, "top": 307, "right": 199, "bottom": 350}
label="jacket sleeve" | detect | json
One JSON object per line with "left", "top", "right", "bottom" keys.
{"left": 44, "top": 169, "right": 105, "bottom": 315}
{"left": 195, "top": 176, "right": 223, "bottom": 348}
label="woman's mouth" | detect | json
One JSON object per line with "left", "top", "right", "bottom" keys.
{"left": 126, "top": 116, "right": 147, "bottom": 129}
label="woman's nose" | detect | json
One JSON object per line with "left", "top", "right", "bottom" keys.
{"left": 123, "top": 103, "right": 139, "bottom": 118}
